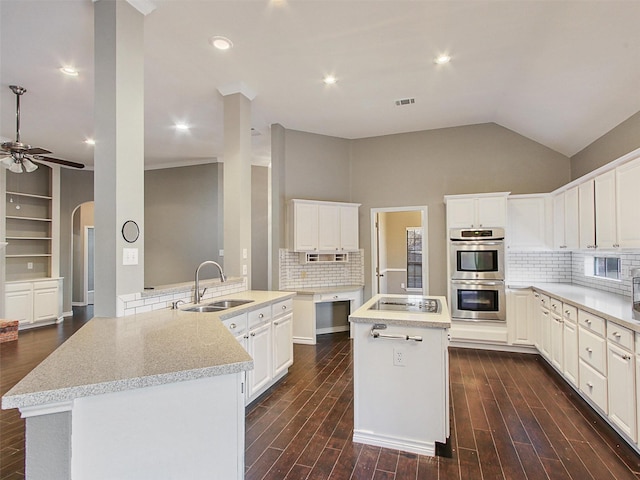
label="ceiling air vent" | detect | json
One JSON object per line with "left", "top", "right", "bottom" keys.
{"left": 395, "top": 98, "right": 415, "bottom": 106}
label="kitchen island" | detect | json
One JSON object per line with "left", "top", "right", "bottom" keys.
{"left": 2, "top": 290, "right": 294, "bottom": 480}
{"left": 349, "top": 294, "right": 451, "bottom": 456}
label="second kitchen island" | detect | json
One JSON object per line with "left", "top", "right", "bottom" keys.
{"left": 349, "top": 294, "right": 451, "bottom": 456}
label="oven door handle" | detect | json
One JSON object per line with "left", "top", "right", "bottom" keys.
{"left": 451, "top": 280, "right": 504, "bottom": 286}
{"left": 450, "top": 241, "right": 504, "bottom": 246}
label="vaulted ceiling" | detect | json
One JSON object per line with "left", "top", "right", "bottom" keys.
{"left": 2, "top": 0, "right": 640, "bottom": 169}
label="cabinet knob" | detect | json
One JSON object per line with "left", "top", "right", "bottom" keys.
{"left": 585, "top": 319, "right": 592, "bottom": 324}
{"left": 251, "top": 332, "right": 256, "bottom": 337}
{"left": 614, "top": 243, "right": 620, "bottom": 248}
{"left": 282, "top": 305, "right": 287, "bottom": 310}
{"left": 586, "top": 347, "right": 593, "bottom": 353}
{"left": 259, "top": 313, "right": 264, "bottom": 318}
{"left": 230, "top": 323, "right": 236, "bottom": 329}
{"left": 586, "top": 381, "right": 594, "bottom": 389}
{"left": 334, "top": 295, "right": 339, "bottom": 299}
{"left": 244, "top": 335, "right": 249, "bottom": 339}
{"left": 274, "top": 321, "right": 279, "bottom": 326}
{"left": 623, "top": 354, "right": 632, "bottom": 361}
{"left": 613, "top": 331, "right": 621, "bottom": 337}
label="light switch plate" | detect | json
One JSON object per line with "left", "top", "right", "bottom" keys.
{"left": 123, "top": 248, "right": 139, "bottom": 265}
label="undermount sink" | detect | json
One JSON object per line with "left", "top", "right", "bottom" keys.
{"left": 182, "top": 299, "right": 254, "bottom": 313}
{"left": 207, "top": 299, "right": 253, "bottom": 309}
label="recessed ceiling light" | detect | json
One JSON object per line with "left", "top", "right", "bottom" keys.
{"left": 209, "top": 36, "right": 233, "bottom": 51}
{"left": 84, "top": 138, "right": 95, "bottom": 146}
{"left": 60, "top": 66, "right": 79, "bottom": 76}
{"left": 323, "top": 75, "right": 337, "bottom": 85}
{"left": 434, "top": 54, "right": 451, "bottom": 65}
{"left": 175, "top": 123, "right": 190, "bottom": 131}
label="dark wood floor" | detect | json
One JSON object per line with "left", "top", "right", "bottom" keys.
{"left": 2, "top": 314, "right": 640, "bottom": 479}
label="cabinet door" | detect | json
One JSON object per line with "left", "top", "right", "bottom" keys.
{"left": 578, "top": 180, "right": 596, "bottom": 250}
{"left": 446, "top": 198, "right": 477, "bottom": 228}
{"left": 477, "top": 196, "right": 506, "bottom": 228}
{"left": 5, "top": 288, "right": 33, "bottom": 325}
{"left": 608, "top": 343, "right": 636, "bottom": 440}
{"left": 540, "top": 308, "right": 551, "bottom": 359}
{"left": 293, "top": 202, "right": 319, "bottom": 251}
{"left": 507, "top": 197, "right": 546, "bottom": 250}
{"left": 247, "top": 322, "right": 273, "bottom": 398}
{"left": 339, "top": 205, "right": 359, "bottom": 251}
{"left": 564, "top": 186, "right": 579, "bottom": 250}
{"left": 550, "top": 314, "right": 564, "bottom": 371}
{"left": 507, "top": 289, "right": 532, "bottom": 345}
{"left": 553, "top": 193, "right": 566, "bottom": 249}
{"left": 317, "top": 204, "right": 340, "bottom": 251}
{"left": 595, "top": 170, "right": 617, "bottom": 249}
{"left": 272, "top": 312, "right": 293, "bottom": 377}
{"left": 33, "top": 286, "right": 59, "bottom": 322}
{"left": 563, "top": 320, "right": 578, "bottom": 386}
{"left": 616, "top": 159, "right": 640, "bottom": 248}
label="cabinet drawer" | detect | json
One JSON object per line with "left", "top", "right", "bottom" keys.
{"left": 272, "top": 298, "right": 293, "bottom": 318}
{"left": 34, "top": 280, "right": 59, "bottom": 290}
{"left": 548, "top": 297, "right": 562, "bottom": 315}
{"left": 579, "top": 327, "right": 607, "bottom": 373}
{"left": 6, "top": 283, "right": 32, "bottom": 293}
{"left": 533, "top": 292, "right": 550, "bottom": 308}
{"left": 563, "top": 304, "right": 578, "bottom": 324}
{"left": 249, "top": 305, "right": 272, "bottom": 328}
{"left": 579, "top": 359, "right": 608, "bottom": 413}
{"left": 578, "top": 310, "right": 605, "bottom": 337}
{"left": 223, "top": 313, "right": 247, "bottom": 337}
{"left": 607, "top": 323, "right": 634, "bottom": 352}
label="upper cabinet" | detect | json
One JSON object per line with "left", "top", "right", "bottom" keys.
{"left": 290, "top": 199, "right": 360, "bottom": 253}
{"left": 507, "top": 195, "right": 550, "bottom": 251}
{"left": 445, "top": 193, "right": 508, "bottom": 229}
{"left": 615, "top": 158, "right": 640, "bottom": 249}
{"left": 594, "top": 170, "right": 617, "bottom": 249}
{"left": 578, "top": 180, "right": 596, "bottom": 250}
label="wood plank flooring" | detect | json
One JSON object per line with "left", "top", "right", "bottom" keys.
{"left": 2, "top": 315, "right": 640, "bottom": 479}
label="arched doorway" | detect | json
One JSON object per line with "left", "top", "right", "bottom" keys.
{"left": 71, "top": 201, "right": 95, "bottom": 306}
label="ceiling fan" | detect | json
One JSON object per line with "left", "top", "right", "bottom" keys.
{"left": 1, "top": 85, "right": 85, "bottom": 174}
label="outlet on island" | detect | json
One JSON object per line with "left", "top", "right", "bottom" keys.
{"left": 393, "top": 347, "right": 406, "bottom": 366}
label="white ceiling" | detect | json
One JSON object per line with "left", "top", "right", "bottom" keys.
{"left": 2, "top": 0, "right": 640, "bottom": 170}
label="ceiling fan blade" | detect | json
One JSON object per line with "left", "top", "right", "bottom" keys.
{"left": 24, "top": 147, "right": 52, "bottom": 155}
{"left": 31, "top": 155, "right": 85, "bottom": 169}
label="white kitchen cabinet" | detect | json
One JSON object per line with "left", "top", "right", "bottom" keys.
{"left": 507, "top": 195, "right": 549, "bottom": 250}
{"left": 563, "top": 318, "right": 579, "bottom": 387}
{"left": 5, "top": 279, "right": 62, "bottom": 328}
{"left": 272, "top": 311, "right": 293, "bottom": 377}
{"left": 246, "top": 321, "right": 273, "bottom": 398}
{"left": 578, "top": 180, "right": 596, "bottom": 250}
{"left": 550, "top": 312, "right": 564, "bottom": 371}
{"left": 564, "top": 187, "right": 580, "bottom": 250}
{"left": 608, "top": 342, "right": 636, "bottom": 440}
{"left": 290, "top": 199, "right": 360, "bottom": 252}
{"left": 595, "top": 170, "right": 618, "bottom": 249}
{"left": 507, "top": 288, "right": 533, "bottom": 345}
{"left": 552, "top": 193, "right": 566, "bottom": 250}
{"left": 538, "top": 295, "right": 551, "bottom": 360}
{"left": 616, "top": 158, "right": 640, "bottom": 249}
{"left": 445, "top": 193, "right": 508, "bottom": 229}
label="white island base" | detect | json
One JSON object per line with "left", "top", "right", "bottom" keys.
{"left": 350, "top": 295, "right": 450, "bottom": 457}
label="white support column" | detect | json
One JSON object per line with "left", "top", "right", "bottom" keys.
{"left": 93, "top": 0, "right": 146, "bottom": 316}
{"left": 219, "top": 87, "right": 254, "bottom": 285}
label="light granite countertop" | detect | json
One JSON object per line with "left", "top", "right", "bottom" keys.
{"left": 349, "top": 294, "right": 451, "bottom": 329}
{"left": 283, "top": 285, "right": 364, "bottom": 296}
{"left": 2, "top": 290, "right": 295, "bottom": 410}
{"left": 508, "top": 282, "right": 640, "bottom": 333}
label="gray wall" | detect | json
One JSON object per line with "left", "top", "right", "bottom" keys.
{"left": 60, "top": 169, "right": 94, "bottom": 313}
{"left": 251, "top": 166, "right": 269, "bottom": 290}
{"left": 350, "top": 123, "right": 571, "bottom": 298}
{"left": 570, "top": 111, "right": 640, "bottom": 180}
{"left": 144, "top": 164, "right": 221, "bottom": 286}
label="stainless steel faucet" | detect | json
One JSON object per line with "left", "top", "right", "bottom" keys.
{"left": 194, "top": 260, "right": 226, "bottom": 303}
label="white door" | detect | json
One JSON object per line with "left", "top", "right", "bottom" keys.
{"left": 273, "top": 313, "right": 293, "bottom": 377}
{"left": 608, "top": 343, "right": 636, "bottom": 440}
{"left": 247, "top": 322, "right": 272, "bottom": 397}
{"left": 371, "top": 207, "right": 428, "bottom": 296}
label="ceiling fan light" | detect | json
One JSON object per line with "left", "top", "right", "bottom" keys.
{"left": 23, "top": 158, "right": 38, "bottom": 172}
{"left": 8, "top": 161, "right": 24, "bottom": 173}
{"left": 1, "top": 156, "right": 14, "bottom": 167}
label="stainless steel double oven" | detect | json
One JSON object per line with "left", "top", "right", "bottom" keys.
{"left": 450, "top": 228, "right": 506, "bottom": 322}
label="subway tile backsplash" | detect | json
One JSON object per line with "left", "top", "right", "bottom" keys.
{"left": 507, "top": 250, "right": 640, "bottom": 298}
{"left": 279, "top": 249, "right": 364, "bottom": 289}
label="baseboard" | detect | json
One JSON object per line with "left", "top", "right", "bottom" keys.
{"left": 353, "top": 430, "right": 436, "bottom": 456}
{"left": 316, "top": 325, "right": 349, "bottom": 335}
{"left": 449, "top": 341, "right": 538, "bottom": 354}
{"left": 71, "top": 302, "right": 87, "bottom": 307}
{"left": 293, "top": 336, "right": 316, "bottom": 345}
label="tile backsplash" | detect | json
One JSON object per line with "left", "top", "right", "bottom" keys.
{"left": 507, "top": 250, "right": 640, "bottom": 298}
{"left": 279, "top": 249, "right": 364, "bottom": 289}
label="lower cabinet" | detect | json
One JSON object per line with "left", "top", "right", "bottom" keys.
{"left": 562, "top": 319, "right": 579, "bottom": 386}
{"left": 608, "top": 342, "right": 636, "bottom": 440}
{"left": 550, "top": 313, "right": 564, "bottom": 371}
{"left": 5, "top": 279, "right": 62, "bottom": 328}
{"left": 222, "top": 298, "right": 294, "bottom": 405}
{"left": 247, "top": 322, "right": 273, "bottom": 398}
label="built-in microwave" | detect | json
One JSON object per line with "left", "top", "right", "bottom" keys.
{"left": 450, "top": 280, "right": 506, "bottom": 322}
{"left": 450, "top": 228, "right": 505, "bottom": 281}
